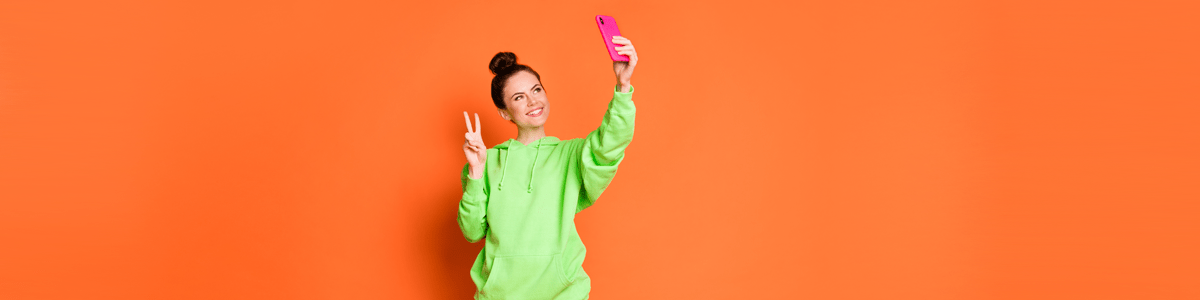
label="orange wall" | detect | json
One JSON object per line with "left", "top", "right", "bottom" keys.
{"left": 1, "top": 1, "right": 1197, "bottom": 299}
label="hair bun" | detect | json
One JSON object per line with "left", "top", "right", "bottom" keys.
{"left": 488, "top": 52, "right": 518, "bottom": 75}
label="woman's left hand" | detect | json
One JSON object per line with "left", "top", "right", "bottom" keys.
{"left": 612, "top": 36, "right": 637, "bottom": 92}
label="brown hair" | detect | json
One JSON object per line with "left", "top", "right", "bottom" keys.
{"left": 489, "top": 52, "right": 541, "bottom": 109}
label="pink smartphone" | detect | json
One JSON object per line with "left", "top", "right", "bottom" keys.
{"left": 595, "top": 15, "right": 629, "bottom": 62}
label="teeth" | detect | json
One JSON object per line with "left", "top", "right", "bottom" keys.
{"left": 527, "top": 108, "right": 542, "bottom": 115}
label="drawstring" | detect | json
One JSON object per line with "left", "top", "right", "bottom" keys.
{"left": 498, "top": 140, "right": 511, "bottom": 190}
{"left": 496, "top": 138, "right": 542, "bottom": 193}
{"left": 528, "top": 139, "right": 540, "bottom": 193}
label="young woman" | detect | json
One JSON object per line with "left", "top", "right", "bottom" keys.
{"left": 458, "top": 36, "right": 638, "bottom": 300}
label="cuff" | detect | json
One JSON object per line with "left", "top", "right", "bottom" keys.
{"left": 614, "top": 84, "right": 635, "bottom": 94}
{"left": 463, "top": 175, "right": 485, "bottom": 190}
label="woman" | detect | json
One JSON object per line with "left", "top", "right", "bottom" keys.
{"left": 458, "top": 36, "right": 638, "bottom": 300}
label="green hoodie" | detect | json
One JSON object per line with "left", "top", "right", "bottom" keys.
{"left": 458, "top": 85, "right": 635, "bottom": 300}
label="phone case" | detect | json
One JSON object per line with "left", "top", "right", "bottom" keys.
{"left": 596, "top": 15, "right": 630, "bottom": 62}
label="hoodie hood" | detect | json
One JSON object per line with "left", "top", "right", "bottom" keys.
{"left": 492, "top": 136, "right": 560, "bottom": 149}
{"left": 495, "top": 137, "right": 560, "bottom": 193}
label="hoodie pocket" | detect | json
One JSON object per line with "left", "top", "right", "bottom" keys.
{"left": 481, "top": 254, "right": 570, "bottom": 299}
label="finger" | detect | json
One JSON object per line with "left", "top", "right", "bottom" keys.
{"left": 612, "top": 36, "right": 629, "bottom": 42}
{"left": 474, "top": 113, "right": 481, "bottom": 134}
{"left": 463, "top": 111, "right": 473, "bottom": 133}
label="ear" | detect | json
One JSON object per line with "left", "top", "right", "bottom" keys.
{"left": 497, "top": 108, "right": 511, "bottom": 122}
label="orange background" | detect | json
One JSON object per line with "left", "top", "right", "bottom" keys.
{"left": 1, "top": 0, "right": 1197, "bottom": 299}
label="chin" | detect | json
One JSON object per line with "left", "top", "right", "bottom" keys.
{"left": 520, "top": 117, "right": 548, "bottom": 128}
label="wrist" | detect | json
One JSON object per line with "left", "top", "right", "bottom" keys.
{"left": 617, "top": 81, "right": 632, "bottom": 93}
{"left": 468, "top": 165, "right": 484, "bottom": 179}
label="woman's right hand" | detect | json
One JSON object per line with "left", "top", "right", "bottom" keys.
{"left": 463, "top": 112, "right": 487, "bottom": 179}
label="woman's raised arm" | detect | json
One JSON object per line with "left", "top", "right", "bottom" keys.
{"left": 612, "top": 36, "right": 638, "bottom": 93}
{"left": 458, "top": 112, "right": 489, "bottom": 242}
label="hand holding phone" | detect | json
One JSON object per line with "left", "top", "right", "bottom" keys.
{"left": 596, "top": 15, "right": 629, "bottom": 62}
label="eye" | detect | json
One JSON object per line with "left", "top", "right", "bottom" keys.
{"left": 534, "top": 87, "right": 542, "bottom": 93}
{"left": 515, "top": 95, "right": 524, "bottom": 101}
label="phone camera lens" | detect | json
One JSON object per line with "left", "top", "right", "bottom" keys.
{"left": 599, "top": 18, "right": 604, "bottom": 25}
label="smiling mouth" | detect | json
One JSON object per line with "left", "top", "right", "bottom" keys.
{"left": 526, "top": 108, "right": 544, "bottom": 116}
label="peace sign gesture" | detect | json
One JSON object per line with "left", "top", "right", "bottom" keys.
{"left": 463, "top": 111, "right": 487, "bottom": 179}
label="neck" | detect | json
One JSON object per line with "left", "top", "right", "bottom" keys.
{"left": 515, "top": 126, "right": 546, "bottom": 145}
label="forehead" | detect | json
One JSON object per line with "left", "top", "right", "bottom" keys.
{"left": 503, "top": 71, "right": 541, "bottom": 96}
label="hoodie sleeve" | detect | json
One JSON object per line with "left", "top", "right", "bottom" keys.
{"left": 457, "top": 162, "right": 489, "bottom": 242}
{"left": 577, "top": 85, "right": 636, "bottom": 213}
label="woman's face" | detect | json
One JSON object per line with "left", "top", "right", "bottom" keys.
{"left": 497, "top": 70, "right": 549, "bottom": 129}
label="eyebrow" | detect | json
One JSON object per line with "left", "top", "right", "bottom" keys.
{"left": 510, "top": 84, "right": 542, "bottom": 99}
